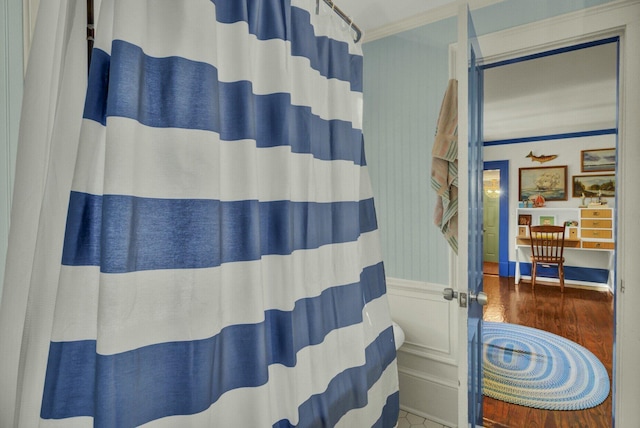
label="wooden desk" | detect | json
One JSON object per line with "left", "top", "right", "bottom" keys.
{"left": 516, "top": 237, "right": 581, "bottom": 247}
{"left": 514, "top": 239, "right": 614, "bottom": 290}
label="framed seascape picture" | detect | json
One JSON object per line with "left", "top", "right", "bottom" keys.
{"left": 519, "top": 165, "right": 568, "bottom": 202}
{"left": 572, "top": 174, "right": 616, "bottom": 198}
{"left": 581, "top": 148, "right": 616, "bottom": 172}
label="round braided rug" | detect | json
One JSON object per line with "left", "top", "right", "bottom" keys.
{"left": 483, "top": 321, "right": 610, "bottom": 410}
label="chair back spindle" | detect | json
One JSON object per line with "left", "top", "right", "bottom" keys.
{"left": 528, "top": 225, "right": 567, "bottom": 292}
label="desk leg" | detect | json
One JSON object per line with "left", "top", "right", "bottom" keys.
{"left": 515, "top": 246, "right": 521, "bottom": 284}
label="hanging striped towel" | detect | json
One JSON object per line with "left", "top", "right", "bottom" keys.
{"left": 431, "top": 79, "right": 459, "bottom": 253}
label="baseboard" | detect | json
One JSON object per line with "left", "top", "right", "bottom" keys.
{"left": 509, "top": 261, "right": 611, "bottom": 289}
{"left": 398, "top": 368, "right": 458, "bottom": 427}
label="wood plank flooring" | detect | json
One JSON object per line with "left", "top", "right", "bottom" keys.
{"left": 481, "top": 275, "right": 614, "bottom": 428}
{"left": 484, "top": 261, "right": 499, "bottom": 276}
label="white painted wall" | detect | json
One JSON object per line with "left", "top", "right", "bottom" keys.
{"left": 484, "top": 134, "right": 617, "bottom": 262}
{"left": 483, "top": 40, "right": 618, "bottom": 269}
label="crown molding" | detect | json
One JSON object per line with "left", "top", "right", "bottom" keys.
{"left": 471, "top": 0, "right": 640, "bottom": 65}
{"left": 362, "top": 0, "right": 506, "bottom": 43}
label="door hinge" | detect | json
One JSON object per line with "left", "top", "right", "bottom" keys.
{"left": 620, "top": 279, "right": 625, "bottom": 293}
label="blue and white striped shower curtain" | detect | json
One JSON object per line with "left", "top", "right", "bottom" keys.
{"left": 0, "top": 0, "right": 398, "bottom": 426}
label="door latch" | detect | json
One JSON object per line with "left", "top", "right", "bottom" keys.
{"left": 469, "top": 291, "right": 488, "bottom": 306}
{"left": 459, "top": 292, "right": 468, "bottom": 307}
{"left": 443, "top": 288, "right": 487, "bottom": 308}
{"left": 443, "top": 288, "right": 468, "bottom": 307}
{"left": 443, "top": 288, "right": 458, "bottom": 301}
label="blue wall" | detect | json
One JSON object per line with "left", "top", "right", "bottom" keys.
{"left": 362, "top": 0, "right": 614, "bottom": 284}
{"left": 363, "top": 19, "right": 456, "bottom": 284}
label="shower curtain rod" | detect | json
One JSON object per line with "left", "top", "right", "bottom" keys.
{"left": 86, "top": 0, "right": 362, "bottom": 72}
{"left": 317, "top": 0, "right": 363, "bottom": 43}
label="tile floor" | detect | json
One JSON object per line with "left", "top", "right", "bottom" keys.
{"left": 396, "top": 410, "right": 451, "bottom": 428}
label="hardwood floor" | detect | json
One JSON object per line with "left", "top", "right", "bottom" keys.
{"left": 483, "top": 261, "right": 499, "bottom": 276}
{"left": 481, "top": 275, "right": 614, "bottom": 428}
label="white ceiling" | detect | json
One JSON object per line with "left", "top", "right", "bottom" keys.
{"left": 483, "top": 42, "right": 618, "bottom": 141}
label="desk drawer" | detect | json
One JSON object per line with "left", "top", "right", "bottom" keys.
{"left": 563, "top": 239, "right": 582, "bottom": 248}
{"left": 581, "top": 219, "right": 612, "bottom": 229}
{"left": 582, "top": 241, "right": 615, "bottom": 249}
{"left": 581, "top": 229, "right": 613, "bottom": 239}
{"left": 581, "top": 209, "right": 612, "bottom": 219}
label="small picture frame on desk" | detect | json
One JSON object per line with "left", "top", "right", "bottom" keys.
{"left": 518, "top": 225, "right": 528, "bottom": 237}
{"left": 569, "top": 227, "right": 578, "bottom": 239}
{"left": 518, "top": 214, "right": 532, "bottom": 226}
{"left": 539, "top": 215, "right": 556, "bottom": 225}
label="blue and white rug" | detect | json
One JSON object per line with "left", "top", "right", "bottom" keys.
{"left": 483, "top": 321, "right": 610, "bottom": 410}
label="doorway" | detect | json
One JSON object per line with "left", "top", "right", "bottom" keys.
{"left": 482, "top": 169, "right": 500, "bottom": 276}
{"left": 479, "top": 38, "right": 618, "bottom": 427}
{"left": 482, "top": 162, "right": 509, "bottom": 277}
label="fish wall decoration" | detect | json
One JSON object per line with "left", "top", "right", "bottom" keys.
{"left": 526, "top": 151, "right": 558, "bottom": 163}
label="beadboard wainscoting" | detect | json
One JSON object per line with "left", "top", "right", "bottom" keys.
{"left": 386, "top": 277, "right": 458, "bottom": 427}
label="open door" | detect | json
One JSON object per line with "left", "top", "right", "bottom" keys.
{"left": 455, "top": 3, "right": 487, "bottom": 427}
{"left": 482, "top": 169, "right": 500, "bottom": 269}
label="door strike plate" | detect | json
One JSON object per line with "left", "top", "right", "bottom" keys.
{"left": 459, "top": 292, "right": 468, "bottom": 308}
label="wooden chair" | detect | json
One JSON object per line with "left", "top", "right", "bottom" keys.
{"left": 528, "top": 225, "right": 566, "bottom": 292}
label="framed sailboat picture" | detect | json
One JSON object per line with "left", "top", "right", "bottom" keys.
{"left": 519, "top": 165, "right": 568, "bottom": 202}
